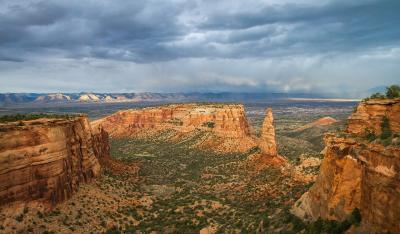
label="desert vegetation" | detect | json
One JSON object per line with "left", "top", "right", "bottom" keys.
{"left": 363, "top": 85, "right": 400, "bottom": 101}
{"left": 363, "top": 116, "right": 399, "bottom": 146}
{"left": 0, "top": 100, "right": 360, "bottom": 233}
{"left": 1, "top": 130, "right": 313, "bottom": 233}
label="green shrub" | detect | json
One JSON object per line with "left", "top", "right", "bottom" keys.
{"left": 381, "top": 137, "right": 392, "bottom": 147}
{"left": 385, "top": 85, "right": 400, "bottom": 99}
{"left": 348, "top": 208, "right": 362, "bottom": 225}
{"left": 307, "top": 218, "right": 350, "bottom": 234}
{"left": 306, "top": 208, "right": 361, "bottom": 233}
{"left": 363, "top": 85, "right": 400, "bottom": 101}
{"left": 15, "top": 214, "right": 24, "bottom": 222}
{"left": 42, "top": 231, "right": 55, "bottom": 234}
{"left": 380, "top": 116, "right": 392, "bottom": 140}
{"left": 105, "top": 227, "right": 120, "bottom": 234}
{"left": 365, "top": 129, "right": 376, "bottom": 142}
{"left": 202, "top": 121, "right": 215, "bottom": 128}
{"left": 249, "top": 146, "right": 261, "bottom": 154}
{"left": 370, "top": 92, "right": 386, "bottom": 99}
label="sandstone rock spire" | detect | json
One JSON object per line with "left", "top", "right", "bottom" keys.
{"left": 259, "top": 108, "right": 277, "bottom": 155}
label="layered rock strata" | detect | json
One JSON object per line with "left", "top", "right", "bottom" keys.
{"left": 92, "top": 103, "right": 259, "bottom": 153}
{"left": 347, "top": 98, "right": 400, "bottom": 136}
{"left": 92, "top": 104, "right": 251, "bottom": 138}
{"left": 292, "top": 99, "right": 400, "bottom": 233}
{"left": 258, "top": 108, "right": 278, "bottom": 155}
{"left": 91, "top": 124, "right": 111, "bottom": 165}
{"left": 0, "top": 116, "right": 108, "bottom": 208}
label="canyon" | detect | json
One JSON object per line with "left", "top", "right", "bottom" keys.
{"left": 92, "top": 103, "right": 278, "bottom": 155}
{"left": 293, "top": 98, "right": 400, "bottom": 233}
{"left": 0, "top": 115, "right": 109, "bottom": 209}
{"left": 1, "top": 99, "right": 398, "bottom": 233}
{"left": 0, "top": 103, "right": 279, "bottom": 210}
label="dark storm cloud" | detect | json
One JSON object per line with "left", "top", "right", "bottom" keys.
{"left": 1, "top": 0, "right": 399, "bottom": 62}
{"left": 0, "top": 0, "right": 399, "bottom": 94}
{"left": 0, "top": 0, "right": 191, "bottom": 62}
{"left": 194, "top": 0, "right": 400, "bottom": 58}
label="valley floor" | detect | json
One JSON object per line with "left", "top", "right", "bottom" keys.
{"left": 0, "top": 132, "right": 311, "bottom": 234}
{"left": 0, "top": 101, "right": 356, "bottom": 233}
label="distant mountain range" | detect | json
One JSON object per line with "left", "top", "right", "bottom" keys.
{"left": 0, "top": 92, "right": 343, "bottom": 107}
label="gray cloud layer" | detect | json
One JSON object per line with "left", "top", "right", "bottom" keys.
{"left": 0, "top": 0, "right": 399, "bottom": 95}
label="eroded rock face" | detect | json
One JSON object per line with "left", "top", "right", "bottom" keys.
{"left": 92, "top": 104, "right": 251, "bottom": 137}
{"left": 259, "top": 108, "right": 277, "bottom": 156}
{"left": 92, "top": 103, "right": 258, "bottom": 152}
{"left": 0, "top": 116, "right": 107, "bottom": 208}
{"left": 347, "top": 98, "right": 400, "bottom": 136}
{"left": 293, "top": 99, "right": 400, "bottom": 233}
{"left": 292, "top": 135, "right": 362, "bottom": 220}
{"left": 91, "top": 124, "right": 111, "bottom": 165}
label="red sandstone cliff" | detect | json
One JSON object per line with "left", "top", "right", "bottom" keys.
{"left": 92, "top": 104, "right": 251, "bottom": 138}
{"left": 92, "top": 103, "right": 258, "bottom": 153}
{"left": 0, "top": 116, "right": 108, "bottom": 208}
{"left": 258, "top": 108, "right": 278, "bottom": 156}
{"left": 347, "top": 98, "right": 400, "bottom": 136}
{"left": 91, "top": 124, "right": 111, "bottom": 165}
{"left": 292, "top": 99, "right": 400, "bottom": 233}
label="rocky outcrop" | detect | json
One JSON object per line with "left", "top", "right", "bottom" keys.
{"left": 258, "top": 108, "right": 277, "bottom": 155}
{"left": 92, "top": 104, "right": 251, "bottom": 138}
{"left": 92, "top": 103, "right": 281, "bottom": 154}
{"left": 92, "top": 103, "right": 258, "bottom": 153}
{"left": 291, "top": 155, "right": 321, "bottom": 183}
{"left": 347, "top": 98, "right": 400, "bottom": 136}
{"left": 0, "top": 116, "right": 108, "bottom": 208}
{"left": 293, "top": 99, "right": 400, "bottom": 233}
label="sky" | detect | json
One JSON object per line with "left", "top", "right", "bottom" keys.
{"left": 0, "top": 0, "right": 399, "bottom": 96}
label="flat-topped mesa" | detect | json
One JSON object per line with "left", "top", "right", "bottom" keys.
{"left": 258, "top": 108, "right": 277, "bottom": 156}
{"left": 91, "top": 103, "right": 256, "bottom": 152}
{"left": 347, "top": 98, "right": 400, "bottom": 136}
{"left": 0, "top": 116, "right": 109, "bottom": 209}
{"left": 292, "top": 99, "right": 400, "bottom": 233}
{"left": 92, "top": 103, "right": 251, "bottom": 138}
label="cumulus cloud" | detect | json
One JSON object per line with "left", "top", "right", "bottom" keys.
{"left": 0, "top": 0, "right": 399, "bottom": 95}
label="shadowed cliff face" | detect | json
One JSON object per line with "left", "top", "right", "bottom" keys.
{"left": 0, "top": 116, "right": 109, "bottom": 209}
{"left": 92, "top": 103, "right": 278, "bottom": 154}
{"left": 292, "top": 99, "right": 400, "bottom": 233}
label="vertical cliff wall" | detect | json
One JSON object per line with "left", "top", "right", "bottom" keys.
{"left": 0, "top": 116, "right": 108, "bottom": 208}
{"left": 292, "top": 99, "right": 400, "bottom": 233}
{"left": 91, "top": 124, "right": 111, "bottom": 165}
